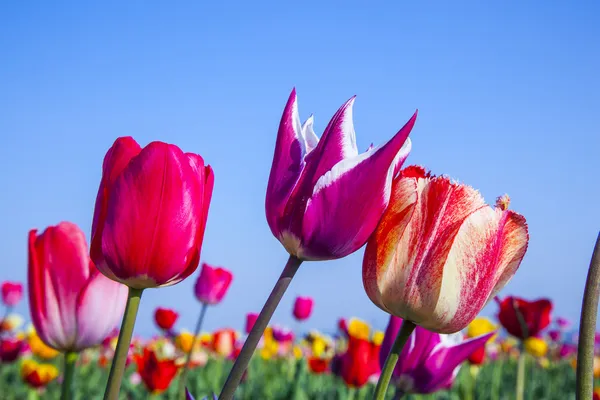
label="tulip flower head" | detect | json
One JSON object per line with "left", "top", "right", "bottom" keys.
{"left": 496, "top": 296, "right": 552, "bottom": 339}
{"left": 0, "top": 313, "right": 24, "bottom": 333}
{"left": 0, "top": 338, "right": 24, "bottom": 363}
{"left": 212, "top": 329, "right": 237, "bottom": 358}
{"left": 154, "top": 307, "right": 179, "bottom": 331}
{"left": 194, "top": 263, "right": 233, "bottom": 305}
{"left": 91, "top": 137, "right": 214, "bottom": 289}
{"left": 363, "top": 166, "right": 529, "bottom": 333}
{"left": 135, "top": 347, "right": 179, "bottom": 394}
{"left": 524, "top": 336, "right": 549, "bottom": 357}
{"left": 466, "top": 317, "right": 498, "bottom": 365}
{"left": 293, "top": 296, "right": 314, "bottom": 321}
{"left": 21, "top": 359, "right": 59, "bottom": 388}
{"left": 245, "top": 313, "right": 259, "bottom": 334}
{"left": 381, "top": 316, "right": 494, "bottom": 394}
{"left": 28, "top": 222, "right": 128, "bottom": 352}
{"left": 1, "top": 281, "right": 23, "bottom": 307}
{"left": 266, "top": 89, "right": 417, "bottom": 261}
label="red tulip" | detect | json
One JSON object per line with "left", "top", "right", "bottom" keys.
{"left": 154, "top": 308, "right": 179, "bottom": 331}
{"left": 28, "top": 222, "right": 127, "bottom": 351}
{"left": 468, "top": 346, "right": 486, "bottom": 365}
{"left": 245, "top": 313, "right": 258, "bottom": 334}
{"left": 1, "top": 282, "right": 23, "bottom": 307}
{"left": 308, "top": 357, "right": 329, "bottom": 374}
{"left": 336, "top": 335, "right": 380, "bottom": 387}
{"left": 0, "top": 338, "right": 24, "bottom": 363}
{"left": 212, "top": 329, "right": 236, "bottom": 358}
{"left": 135, "top": 348, "right": 179, "bottom": 394}
{"left": 91, "top": 137, "right": 214, "bottom": 289}
{"left": 293, "top": 296, "right": 314, "bottom": 321}
{"left": 363, "top": 166, "right": 529, "bottom": 333}
{"left": 496, "top": 296, "right": 552, "bottom": 339}
{"left": 194, "top": 263, "right": 233, "bottom": 305}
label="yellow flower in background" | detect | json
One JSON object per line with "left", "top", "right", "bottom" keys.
{"left": 21, "top": 359, "right": 59, "bottom": 388}
{"left": 538, "top": 357, "right": 550, "bottom": 369}
{"left": 28, "top": 331, "right": 59, "bottom": 360}
{"left": 373, "top": 331, "right": 385, "bottom": 346}
{"left": 500, "top": 337, "right": 518, "bottom": 353}
{"left": 594, "top": 356, "right": 600, "bottom": 378}
{"left": 0, "top": 313, "right": 24, "bottom": 332}
{"left": 260, "top": 338, "right": 279, "bottom": 360}
{"left": 312, "top": 337, "right": 326, "bottom": 357}
{"left": 293, "top": 345, "right": 303, "bottom": 359}
{"left": 524, "top": 337, "right": 548, "bottom": 357}
{"left": 467, "top": 317, "right": 498, "bottom": 341}
{"left": 199, "top": 332, "right": 213, "bottom": 347}
{"left": 347, "top": 318, "right": 370, "bottom": 340}
{"left": 176, "top": 331, "right": 195, "bottom": 353}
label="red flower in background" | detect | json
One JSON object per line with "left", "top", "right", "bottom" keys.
{"left": 154, "top": 308, "right": 179, "bottom": 331}
{"left": 496, "top": 296, "right": 552, "bottom": 339}
{"left": 1, "top": 282, "right": 23, "bottom": 307}
{"left": 0, "top": 338, "right": 24, "bottom": 363}
{"left": 135, "top": 348, "right": 179, "bottom": 394}
{"left": 335, "top": 335, "right": 380, "bottom": 387}
{"left": 468, "top": 346, "right": 486, "bottom": 365}
{"left": 308, "top": 357, "right": 329, "bottom": 374}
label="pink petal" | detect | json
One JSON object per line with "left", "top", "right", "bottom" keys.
{"left": 74, "top": 272, "right": 127, "bottom": 350}
{"left": 100, "top": 142, "right": 204, "bottom": 288}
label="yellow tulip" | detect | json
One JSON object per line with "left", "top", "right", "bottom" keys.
{"left": 347, "top": 318, "right": 370, "bottom": 340}
{"left": 373, "top": 330, "right": 385, "bottom": 346}
{"left": 524, "top": 337, "right": 548, "bottom": 357}
{"left": 28, "top": 332, "right": 59, "bottom": 360}
{"left": 293, "top": 346, "right": 303, "bottom": 359}
{"left": 176, "top": 331, "right": 195, "bottom": 353}
{"left": 21, "top": 359, "right": 59, "bottom": 388}
{"left": 466, "top": 317, "right": 498, "bottom": 341}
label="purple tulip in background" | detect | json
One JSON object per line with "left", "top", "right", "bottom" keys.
{"left": 265, "top": 89, "right": 417, "bottom": 261}
{"left": 293, "top": 296, "right": 314, "bottom": 321}
{"left": 380, "top": 316, "right": 494, "bottom": 395}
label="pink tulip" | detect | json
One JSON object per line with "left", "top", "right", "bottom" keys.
{"left": 363, "top": 166, "right": 529, "bottom": 333}
{"left": 91, "top": 137, "right": 214, "bottom": 289}
{"left": 28, "top": 222, "right": 127, "bottom": 351}
{"left": 194, "top": 263, "right": 233, "bottom": 305}
{"left": 293, "top": 296, "right": 314, "bottom": 321}
{"left": 265, "top": 89, "right": 416, "bottom": 261}
{"left": 1, "top": 282, "right": 23, "bottom": 307}
{"left": 245, "top": 313, "right": 258, "bottom": 334}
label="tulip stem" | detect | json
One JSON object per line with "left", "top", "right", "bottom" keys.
{"left": 178, "top": 302, "right": 208, "bottom": 399}
{"left": 219, "top": 255, "right": 303, "bottom": 400}
{"left": 373, "top": 320, "right": 416, "bottom": 400}
{"left": 60, "top": 351, "right": 78, "bottom": 400}
{"left": 103, "top": 287, "right": 143, "bottom": 400}
{"left": 516, "top": 350, "right": 526, "bottom": 400}
{"left": 576, "top": 232, "right": 600, "bottom": 400}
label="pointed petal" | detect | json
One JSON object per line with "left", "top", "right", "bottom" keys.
{"left": 396, "top": 325, "right": 442, "bottom": 377}
{"left": 301, "top": 115, "right": 319, "bottom": 154}
{"left": 299, "top": 120, "right": 414, "bottom": 260}
{"left": 74, "top": 272, "right": 127, "bottom": 350}
{"left": 100, "top": 142, "right": 204, "bottom": 288}
{"left": 265, "top": 89, "right": 306, "bottom": 237}
{"left": 418, "top": 332, "right": 494, "bottom": 393}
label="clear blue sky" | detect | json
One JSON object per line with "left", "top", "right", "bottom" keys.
{"left": 1, "top": 1, "right": 598, "bottom": 338}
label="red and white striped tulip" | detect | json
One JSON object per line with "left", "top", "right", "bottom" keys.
{"left": 363, "top": 166, "right": 529, "bottom": 334}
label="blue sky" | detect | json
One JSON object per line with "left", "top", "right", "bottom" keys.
{"left": 0, "top": 1, "right": 598, "bottom": 338}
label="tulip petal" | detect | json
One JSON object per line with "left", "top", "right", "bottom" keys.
{"left": 299, "top": 122, "right": 414, "bottom": 260}
{"left": 100, "top": 142, "right": 203, "bottom": 288}
{"left": 265, "top": 89, "right": 306, "bottom": 237}
{"left": 91, "top": 137, "right": 142, "bottom": 267}
{"left": 302, "top": 115, "right": 319, "bottom": 154}
{"left": 74, "top": 272, "right": 127, "bottom": 350}
{"left": 28, "top": 223, "right": 91, "bottom": 350}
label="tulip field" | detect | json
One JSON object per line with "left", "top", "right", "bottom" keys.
{"left": 1, "top": 85, "right": 598, "bottom": 400}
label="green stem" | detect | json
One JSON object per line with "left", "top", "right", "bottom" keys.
{"left": 373, "top": 320, "right": 416, "bottom": 400}
{"left": 516, "top": 350, "right": 526, "bottom": 400}
{"left": 576, "top": 232, "right": 600, "bottom": 400}
{"left": 219, "top": 255, "right": 303, "bottom": 400}
{"left": 60, "top": 351, "right": 78, "bottom": 400}
{"left": 178, "top": 302, "right": 208, "bottom": 399}
{"left": 103, "top": 287, "right": 143, "bottom": 400}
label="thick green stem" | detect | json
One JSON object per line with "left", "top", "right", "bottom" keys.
{"left": 219, "top": 255, "right": 302, "bottom": 400}
{"left": 178, "top": 302, "right": 208, "bottom": 399}
{"left": 576, "top": 233, "right": 600, "bottom": 400}
{"left": 373, "top": 320, "right": 416, "bottom": 400}
{"left": 60, "top": 351, "right": 78, "bottom": 400}
{"left": 516, "top": 350, "right": 526, "bottom": 400}
{"left": 103, "top": 287, "right": 143, "bottom": 400}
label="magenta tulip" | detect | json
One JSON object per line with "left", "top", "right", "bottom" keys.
{"left": 1, "top": 282, "right": 23, "bottom": 307}
{"left": 293, "top": 296, "right": 314, "bottom": 321}
{"left": 28, "top": 222, "right": 127, "bottom": 351}
{"left": 91, "top": 137, "right": 214, "bottom": 289}
{"left": 245, "top": 313, "right": 258, "bottom": 334}
{"left": 265, "top": 89, "right": 416, "bottom": 261}
{"left": 194, "top": 263, "right": 233, "bottom": 305}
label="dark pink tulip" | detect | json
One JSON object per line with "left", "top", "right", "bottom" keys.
{"left": 265, "top": 89, "right": 416, "bottom": 261}
{"left": 556, "top": 317, "right": 571, "bottom": 329}
{"left": 91, "top": 137, "right": 214, "bottom": 289}
{"left": 28, "top": 222, "right": 127, "bottom": 351}
{"left": 293, "top": 296, "right": 314, "bottom": 321}
{"left": 245, "top": 313, "right": 258, "bottom": 334}
{"left": 1, "top": 282, "right": 23, "bottom": 307}
{"left": 548, "top": 330, "right": 561, "bottom": 342}
{"left": 194, "top": 263, "right": 233, "bottom": 305}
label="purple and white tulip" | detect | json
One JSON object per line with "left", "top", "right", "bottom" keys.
{"left": 381, "top": 316, "right": 494, "bottom": 395}
{"left": 265, "top": 89, "right": 417, "bottom": 261}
